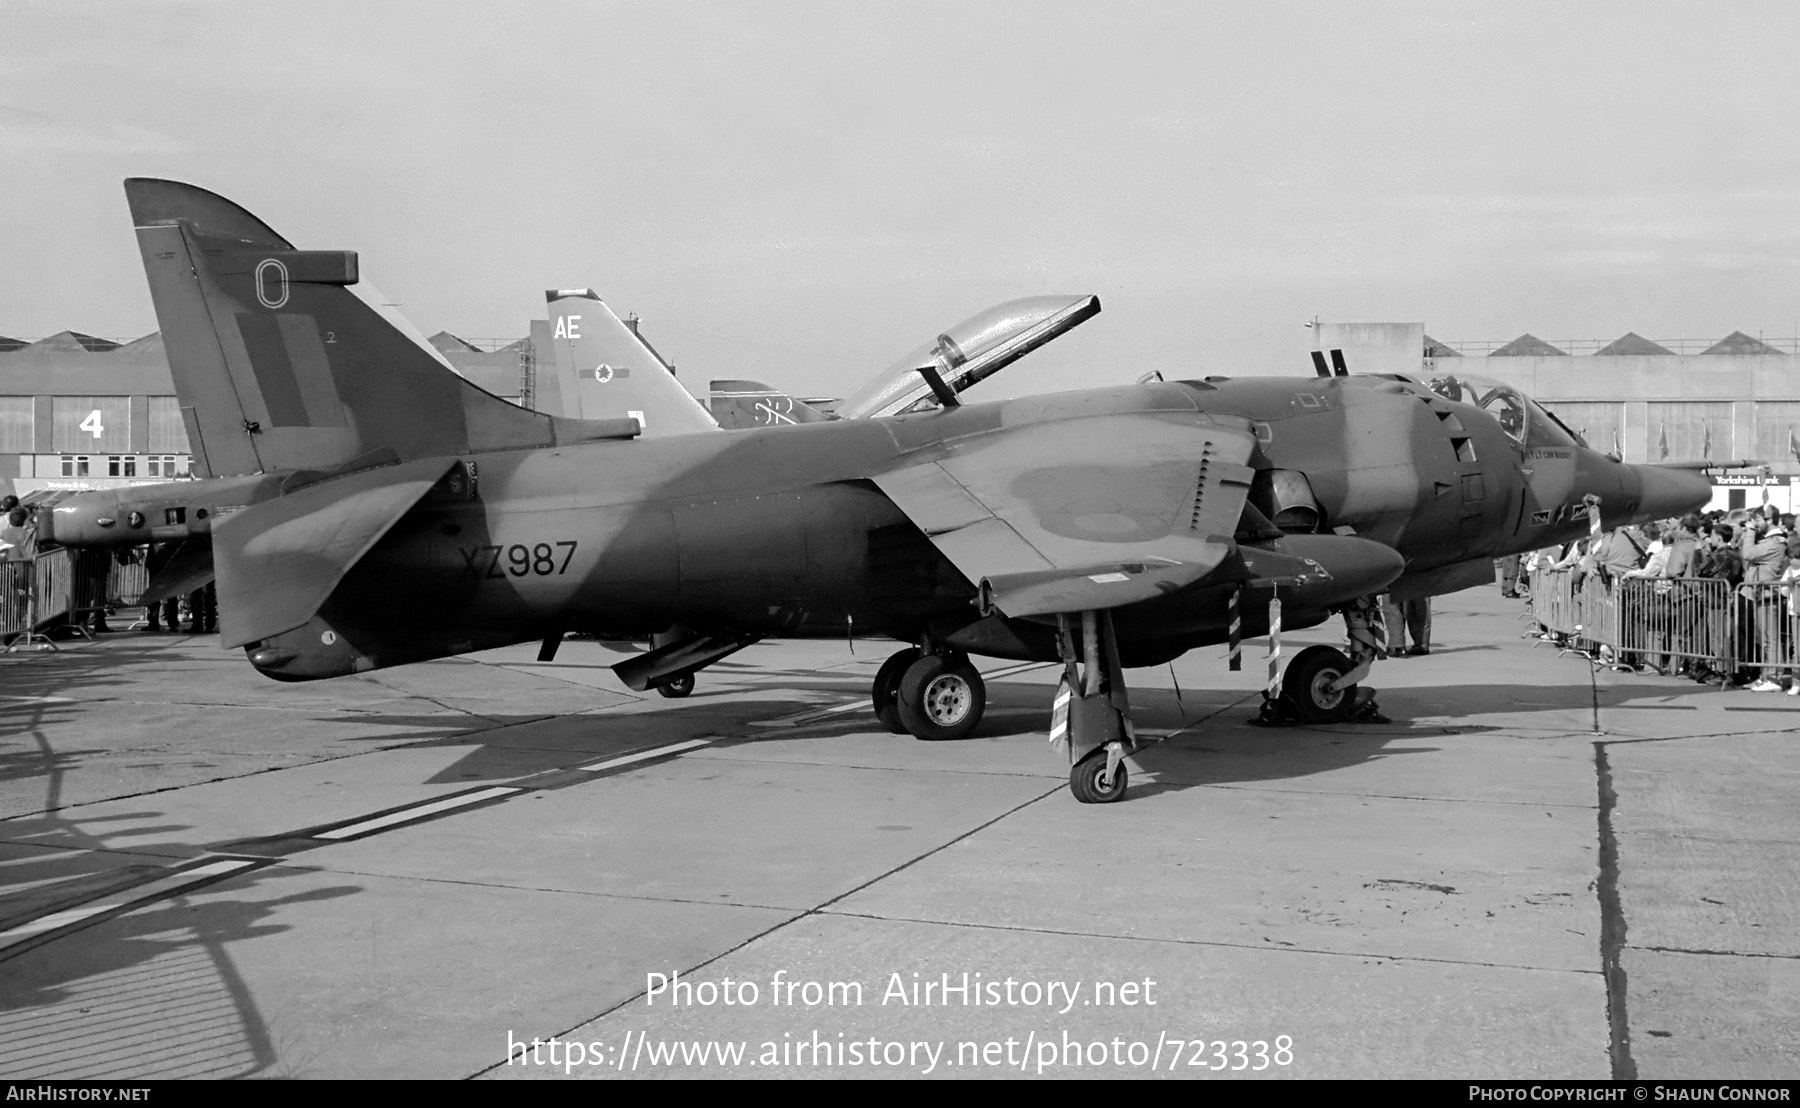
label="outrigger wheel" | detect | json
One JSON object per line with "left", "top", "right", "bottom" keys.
{"left": 1279, "top": 644, "right": 1358, "bottom": 723}
{"left": 871, "top": 647, "right": 921, "bottom": 733}
{"left": 656, "top": 673, "right": 695, "bottom": 699}
{"left": 895, "top": 652, "right": 986, "bottom": 741}
{"left": 1069, "top": 744, "right": 1128, "bottom": 804}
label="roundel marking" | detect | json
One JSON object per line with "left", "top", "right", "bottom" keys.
{"left": 593, "top": 364, "right": 614, "bottom": 384}
{"left": 256, "top": 258, "right": 290, "bottom": 309}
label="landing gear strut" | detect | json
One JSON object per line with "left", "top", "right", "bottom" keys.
{"left": 873, "top": 646, "right": 986, "bottom": 741}
{"left": 1052, "top": 610, "right": 1136, "bottom": 804}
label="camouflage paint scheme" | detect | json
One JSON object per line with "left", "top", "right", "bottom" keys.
{"left": 117, "top": 179, "right": 1711, "bottom": 800}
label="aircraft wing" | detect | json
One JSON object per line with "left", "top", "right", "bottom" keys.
{"left": 872, "top": 414, "right": 1257, "bottom": 617}
{"left": 213, "top": 457, "right": 455, "bottom": 648}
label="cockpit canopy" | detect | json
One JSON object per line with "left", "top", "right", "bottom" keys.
{"left": 835, "top": 295, "right": 1100, "bottom": 420}
{"left": 1413, "top": 371, "right": 1582, "bottom": 450}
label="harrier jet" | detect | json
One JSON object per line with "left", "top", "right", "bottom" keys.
{"left": 121, "top": 179, "right": 1711, "bottom": 802}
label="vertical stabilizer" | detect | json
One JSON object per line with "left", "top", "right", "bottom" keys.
{"left": 544, "top": 289, "right": 717, "bottom": 436}
{"left": 125, "top": 178, "right": 630, "bottom": 478}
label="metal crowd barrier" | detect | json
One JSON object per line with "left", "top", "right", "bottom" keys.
{"left": 1528, "top": 566, "right": 1800, "bottom": 681}
{"left": 2, "top": 546, "right": 157, "bottom": 648}
{"left": 2, "top": 549, "right": 75, "bottom": 651}
{"left": 0, "top": 559, "right": 31, "bottom": 638}
{"left": 108, "top": 557, "right": 150, "bottom": 609}
{"left": 1529, "top": 567, "right": 1580, "bottom": 638}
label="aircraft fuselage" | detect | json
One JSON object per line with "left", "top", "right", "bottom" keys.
{"left": 246, "top": 377, "right": 1704, "bottom": 681}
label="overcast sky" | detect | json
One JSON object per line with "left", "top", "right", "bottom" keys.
{"left": 6, "top": 0, "right": 1800, "bottom": 397}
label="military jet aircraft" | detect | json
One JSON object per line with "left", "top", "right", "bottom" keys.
{"left": 122, "top": 178, "right": 1711, "bottom": 803}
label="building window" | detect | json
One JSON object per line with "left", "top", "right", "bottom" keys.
{"left": 106, "top": 456, "right": 138, "bottom": 477}
{"left": 60, "top": 455, "right": 91, "bottom": 478}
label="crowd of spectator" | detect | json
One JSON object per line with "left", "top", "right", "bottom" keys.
{"left": 1523, "top": 504, "right": 1800, "bottom": 692}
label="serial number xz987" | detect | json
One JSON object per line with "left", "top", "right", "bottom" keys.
{"left": 459, "top": 541, "right": 579, "bottom": 579}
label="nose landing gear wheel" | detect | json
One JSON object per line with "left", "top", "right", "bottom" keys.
{"left": 656, "top": 673, "right": 695, "bottom": 699}
{"left": 896, "top": 654, "right": 986, "bottom": 741}
{"left": 1070, "top": 747, "right": 1128, "bottom": 804}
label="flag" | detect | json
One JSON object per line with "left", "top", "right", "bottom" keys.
{"left": 1657, "top": 421, "right": 1669, "bottom": 460}
{"left": 1611, "top": 429, "right": 1621, "bottom": 459}
{"left": 1788, "top": 428, "right": 1799, "bottom": 465}
{"left": 1702, "top": 422, "right": 1712, "bottom": 459}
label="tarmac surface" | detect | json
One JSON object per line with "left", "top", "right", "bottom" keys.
{"left": 0, "top": 588, "right": 1796, "bottom": 1080}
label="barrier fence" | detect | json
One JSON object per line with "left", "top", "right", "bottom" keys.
{"left": 1, "top": 547, "right": 158, "bottom": 647}
{"left": 1528, "top": 566, "right": 1800, "bottom": 680}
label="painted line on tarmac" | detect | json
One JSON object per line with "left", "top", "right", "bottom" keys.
{"left": 983, "top": 661, "right": 1055, "bottom": 681}
{"left": 313, "top": 786, "right": 523, "bottom": 841}
{"left": 0, "top": 694, "right": 75, "bottom": 704}
{"left": 577, "top": 738, "right": 714, "bottom": 772}
{"left": 0, "top": 741, "right": 725, "bottom": 960}
{"left": 752, "top": 699, "right": 874, "bottom": 728}
{"left": 0, "top": 857, "right": 265, "bottom": 959}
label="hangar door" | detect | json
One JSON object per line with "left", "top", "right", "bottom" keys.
{"left": 52, "top": 396, "right": 130, "bottom": 453}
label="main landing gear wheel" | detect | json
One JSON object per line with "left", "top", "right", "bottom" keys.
{"left": 1281, "top": 645, "right": 1357, "bottom": 723}
{"left": 1069, "top": 747, "right": 1128, "bottom": 804}
{"left": 896, "top": 653, "right": 986, "bottom": 741}
{"left": 871, "top": 648, "right": 920, "bottom": 734}
{"left": 656, "top": 673, "right": 695, "bottom": 699}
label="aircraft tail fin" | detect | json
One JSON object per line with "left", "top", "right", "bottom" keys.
{"left": 125, "top": 178, "right": 635, "bottom": 478}
{"left": 543, "top": 289, "right": 717, "bottom": 435}
{"left": 707, "top": 379, "right": 835, "bottom": 429}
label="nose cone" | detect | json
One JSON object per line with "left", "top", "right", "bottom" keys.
{"left": 1635, "top": 465, "right": 1713, "bottom": 521}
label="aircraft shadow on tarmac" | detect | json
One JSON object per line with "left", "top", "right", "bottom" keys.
{"left": 0, "top": 862, "right": 356, "bottom": 1079}
{"left": 0, "top": 650, "right": 351, "bottom": 1078}
{"left": 330, "top": 649, "right": 1724, "bottom": 797}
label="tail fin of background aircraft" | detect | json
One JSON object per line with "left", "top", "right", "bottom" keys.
{"left": 126, "top": 178, "right": 634, "bottom": 478}
{"left": 707, "top": 379, "right": 835, "bottom": 429}
{"left": 543, "top": 289, "right": 717, "bottom": 435}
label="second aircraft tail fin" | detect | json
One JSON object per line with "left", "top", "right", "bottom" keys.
{"left": 543, "top": 289, "right": 717, "bottom": 436}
